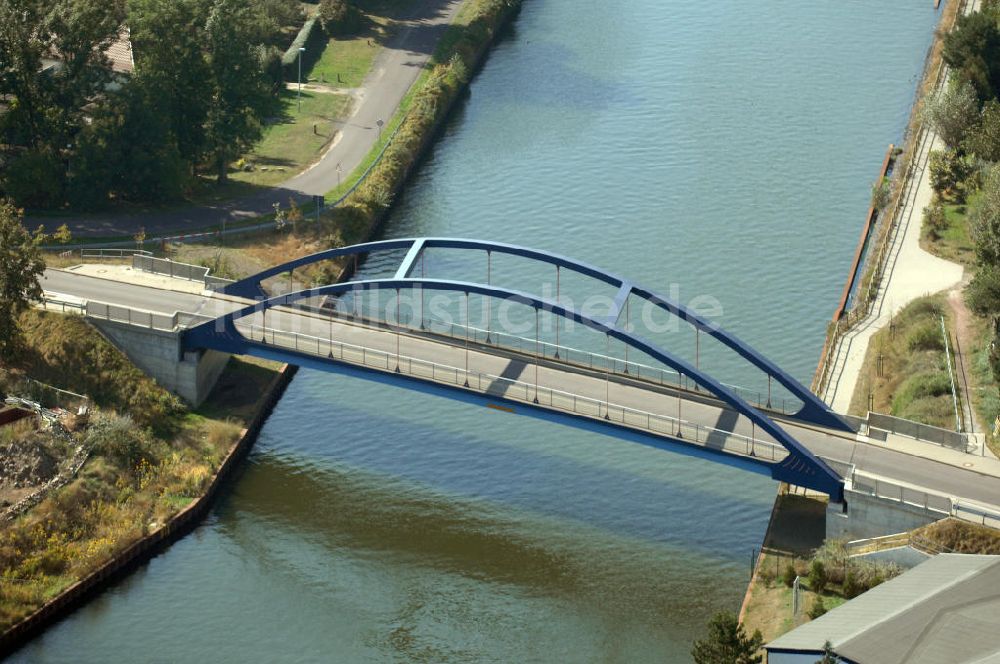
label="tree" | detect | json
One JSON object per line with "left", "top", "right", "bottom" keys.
{"left": 691, "top": 611, "right": 763, "bottom": 664}
{"left": 203, "top": 0, "right": 272, "bottom": 182}
{"left": 965, "top": 100, "right": 1000, "bottom": 162}
{"left": 944, "top": 7, "right": 1000, "bottom": 103}
{"left": 0, "top": 200, "right": 45, "bottom": 356}
{"left": 924, "top": 80, "right": 980, "bottom": 150}
{"left": 318, "top": 0, "right": 359, "bottom": 35}
{"left": 53, "top": 223, "right": 72, "bottom": 245}
{"left": 966, "top": 264, "right": 1000, "bottom": 315}
{"left": 929, "top": 149, "right": 972, "bottom": 200}
{"left": 815, "top": 641, "right": 839, "bottom": 664}
{"left": 808, "top": 560, "right": 828, "bottom": 594}
{"left": 971, "top": 164, "right": 1000, "bottom": 265}
{"left": 127, "top": 0, "right": 212, "bottom": 168}
{"left": 0, "top": 0, "right": 126, "bottom": 207}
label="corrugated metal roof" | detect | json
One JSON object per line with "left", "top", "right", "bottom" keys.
{"left": 765, "top": 554, "right": 1000, "bottom": 664}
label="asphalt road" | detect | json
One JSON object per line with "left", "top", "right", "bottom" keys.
{"left": 28, "top": 0, "right": 465, "bottom": 238}
{"left": 41, "top": 269, "right": 1000, "bottom": 509}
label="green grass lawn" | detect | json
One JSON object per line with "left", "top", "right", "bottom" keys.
{"left": 922, "top": 196, "right": 977, "bottom": 266}
{"left": 229, "top": 88, "right": 351, "bottom": 188}
{"left": 849, "top": 295, "right": 961, "bottom": 428}
{"left": 309, "top": 33, "right": 383, "bottom": 88}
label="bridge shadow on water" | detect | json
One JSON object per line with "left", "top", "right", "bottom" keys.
{"left": 232, "top": 368, "right": 776, "bottom": 562}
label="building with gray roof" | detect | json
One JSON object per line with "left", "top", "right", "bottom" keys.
{"left": 765, "top": 554, "right": 1000, "bottom": 664}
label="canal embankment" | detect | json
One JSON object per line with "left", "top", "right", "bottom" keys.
{"left": 743, "top": 0, "right": 976, "bottom": 645}
{"left": 0, "top": 308, "right": 297, "bottom": 656}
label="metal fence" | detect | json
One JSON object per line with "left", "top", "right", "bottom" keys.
{"left": 868, "top": 412, "right": 970, "bottom": 453}
{"left": 849, "top": 470, "right": 954, "bottom": 515}
{"left": 238, "top": 320, "right": 789, "bottom": 464}
{"left": 132, "top": 255, "right": 211, "bottom": 282}
{"left": 80, "top": 248, "right": 152, "bottom": 260}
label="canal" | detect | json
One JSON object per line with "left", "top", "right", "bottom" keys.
{"left": 15, "top": 1, "right": 939, "bottom": 661}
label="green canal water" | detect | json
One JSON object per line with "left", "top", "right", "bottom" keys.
{"left": 14, "top": 1, "right": 940, "bottom": 661}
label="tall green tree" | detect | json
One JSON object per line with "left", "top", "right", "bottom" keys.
{"left": 203, "top": 0, "right": 272, "bottom": 182}
{"left": 127, "top": 0, "right": 211, "bottom": 168}
{"left": 971, "top": 164, "right": 1000, "bottom": 265}
{"left": 965, "top": 100, "right": 1000, "bottom": 162}
{"left": 0, "top": 200, "right": 45, "bottom": 357}
{"left": 691, "top": 611, "right": 763, "bottom": 664}
{"left": 943, "top": 8, "right": 1000, "bottom": 103}
{"left": 0, "top": 0, "right": 125, "bottom": 206}
{"left": 924, "top": 80, "right": 980, "bottom": 151}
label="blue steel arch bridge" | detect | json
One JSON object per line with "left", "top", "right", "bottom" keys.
{"left": 181, "top": 238, "right": 850, "bottom": 501}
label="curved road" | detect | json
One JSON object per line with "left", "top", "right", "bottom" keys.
{"left": 32, "top": 0, "right": 464, "bottom": 238}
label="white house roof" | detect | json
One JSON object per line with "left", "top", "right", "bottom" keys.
{"left": 765, "top": 554, "right": 1000, "bottom": 664}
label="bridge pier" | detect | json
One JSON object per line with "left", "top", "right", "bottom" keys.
{"left": 91, "top": 319, "right": 230, "bottom": 407}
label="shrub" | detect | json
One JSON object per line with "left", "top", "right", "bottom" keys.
{"left": 906, "top": 323, "right": 945, "bottom": 352}
{"left": 843, "top": 569, "right": 862, "bottom": 599}
{"left": 808, "top": 596, "right": 828, "bottom": 620}
{"left": 85, "top": 413, "right": 153, "bottom": 473}
{"left": 782, "top": 563, "right": 797, "bottom": 588}
{"left": 923, "top": 201, "right": 948, "bottom": 240}
{"left": 808, "top": 560, "right": 828, "bottom": 594}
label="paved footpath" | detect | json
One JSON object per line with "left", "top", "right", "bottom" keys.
{"left": 819, "top": 0, "right": 977, "bottom": 421}
{"left": 33, "top": 0, "right": 465, "bottom": 238}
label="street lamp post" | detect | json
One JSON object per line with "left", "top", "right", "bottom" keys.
{"left": 297, "top": 46, "right": 306, "bottom": 112}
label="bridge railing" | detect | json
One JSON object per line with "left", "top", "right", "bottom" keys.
{"left": 238, "top": 321, "right": 789, "bottom": 464}
{"left": 314, "top": 297, "right": 803, "bottom": 418}
{"left": 418, "top": 318, "right": 803, "bottom": 417}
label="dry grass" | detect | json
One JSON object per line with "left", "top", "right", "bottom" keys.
{"left": 915, "top": 517, "right": 1000, "bottom": 553}
{"left": 0, "top": 323, "right": 282, "bottom": 631}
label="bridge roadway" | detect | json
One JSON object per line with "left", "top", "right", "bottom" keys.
{"left": 41, "top": 269, "right": 1000, "bottom": 509}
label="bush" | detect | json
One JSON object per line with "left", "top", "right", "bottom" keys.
{"left": 906, "top": 323, "right": 945, "bottom": 352}
{"left": 843, "top": 570, "right": 862, "bottom": 599}
{"left": 808, "top": 596, "right": 828, "bottom": 620}
{"left": 808, "top": 560, "right": 828, "bottom": 594}
{"left": 923, "top": 201, "right": 948, "bottom": 240}
{"left": 966, "top": 265, "right": 1000, "bottom": 316}
{"left": 929, "top": 149, "right": 972, "bottom": 201}
{"left": 85, "top": 412, "right": 153, "bottom": 473}
{"left": 782, "top": 563, "right": 797, "bottom": 588}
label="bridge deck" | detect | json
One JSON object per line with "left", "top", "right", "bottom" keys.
{"left": 40, "top": 268, "right": 1000, "bottom": 512}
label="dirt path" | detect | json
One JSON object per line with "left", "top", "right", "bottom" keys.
{"left": 948, "top": 284, "right": 993, "bottom": 454}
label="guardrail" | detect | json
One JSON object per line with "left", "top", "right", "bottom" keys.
{"left": 319, "top": 297, "right": 805, "bottom": 417}
{"left": 82, "top": 301, "right": 213, "bottom": 332}
{"left": 132, "top": 255, "right": 211, "bottom": 282}
{"left": 868, "top": 412, "right": 970, "bottom": 453}
{"left": 238, "top": 320, "right": 789, "bottom": 464}
{"left": 80, "top": 248, "right": 152, "bottom": 260}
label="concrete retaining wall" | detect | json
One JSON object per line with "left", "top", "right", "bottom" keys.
{"left": 89, "top": 320, "right": 228, "bottom": 407}
{"left": 827, "top": 489, "right": 942, "bottom": 541}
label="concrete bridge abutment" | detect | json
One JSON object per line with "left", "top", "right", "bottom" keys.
{"left": 826, "top": 489, "right": 940, "bottom": 541}
{"left": 90, "top": 319, "right": 229, "bottom": 407}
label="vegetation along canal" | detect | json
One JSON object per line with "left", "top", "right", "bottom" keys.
{"left": 13, "top": 1, "right": 940, "bottom": 661}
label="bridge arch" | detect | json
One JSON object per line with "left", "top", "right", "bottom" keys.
{"left": 191, "top": 274, "right": 844, "bottom": 499}
{"left": 221, "top": 238, "right": 851, "bottom": 433}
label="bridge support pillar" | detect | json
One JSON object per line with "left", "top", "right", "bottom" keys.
{"left": 90, "top": 319, "right": 230, "bottom": 407}
{"left": 826, "top": 489, "right": 941, "bottom": 541}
